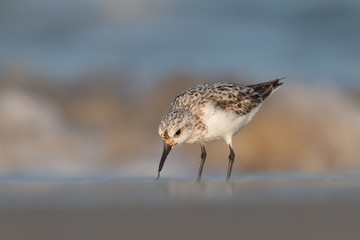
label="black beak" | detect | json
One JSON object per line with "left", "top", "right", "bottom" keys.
{"left": 154, "top": 143, "right": 172, "bottom": 182}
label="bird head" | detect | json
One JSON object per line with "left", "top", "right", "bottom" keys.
{"left": 155, "top": 109, "right": 193, "bottom": 181}
{"left": 158, "top": 109, "right": 193, "bottom": 147}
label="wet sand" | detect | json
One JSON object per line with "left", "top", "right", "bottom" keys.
{"left": 1, "top": 174, "right": 360, "bottom": 240}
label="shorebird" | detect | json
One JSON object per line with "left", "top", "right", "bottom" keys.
{"left": 155, "top": 78, "right": 284, "bottom": 182}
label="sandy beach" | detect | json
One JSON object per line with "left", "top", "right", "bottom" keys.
{"left": 1, "top": 173, "right": 360, "bottom": 240}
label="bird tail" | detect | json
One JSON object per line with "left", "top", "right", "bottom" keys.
{"left": 247, "top": 77, "right": 285, "bottom": 100}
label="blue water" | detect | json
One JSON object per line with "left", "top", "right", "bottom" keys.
{"left": 1, "top": 172, "right": 360, "bottom": 183}
{"left": 1, "top": 0, "right": 360, "bottom": 86}
{"left": 1, "top": 172, "right": 360, "bottom": 208}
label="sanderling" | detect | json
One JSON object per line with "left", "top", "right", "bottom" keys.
{"left": 155, "top": 78, "right": 284, "bottom": 183}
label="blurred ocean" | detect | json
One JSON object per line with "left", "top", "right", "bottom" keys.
{"left": 1, "top": 0, "right": 360, "bottom": 86}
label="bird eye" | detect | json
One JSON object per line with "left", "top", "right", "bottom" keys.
{"left": 175, "top": 129, "right": 181, "bottom": 136}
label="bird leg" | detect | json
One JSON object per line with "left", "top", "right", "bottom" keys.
{"left": 196, "top": 144, "right": 207, "bottom": 183}
{"left": 226, "top": 145, "right": 235, "bottom": 182}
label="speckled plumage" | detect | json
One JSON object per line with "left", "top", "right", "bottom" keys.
{"left": 156, "top": 78, "right": 284, "bottom": 183}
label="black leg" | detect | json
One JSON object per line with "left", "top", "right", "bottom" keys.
{"left": 226, "top": 145, "right": 235, "bottom": 182}
{"left": 196, "top": 144, "right": 207, "bottom": 183}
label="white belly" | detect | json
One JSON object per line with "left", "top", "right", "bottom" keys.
{"left": 201, "top": 103, "right": 261, "bottom": 144}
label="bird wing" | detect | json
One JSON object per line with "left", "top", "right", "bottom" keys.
{"left": 207, "top": 78, "right": 284, "bottom": 115}
{"left": 205, "top": 83, "right": 263, "bottom": 116}
{"left": 169, "top": 78, "right": 283, "bottom": 116}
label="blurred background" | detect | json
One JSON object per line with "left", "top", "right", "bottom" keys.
{"left": 1, "top": 0, "right": 360, "bottom": 179}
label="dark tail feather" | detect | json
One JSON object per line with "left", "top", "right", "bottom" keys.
{"left": 247, "top": 77, "right": 285, "bottom": 100}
